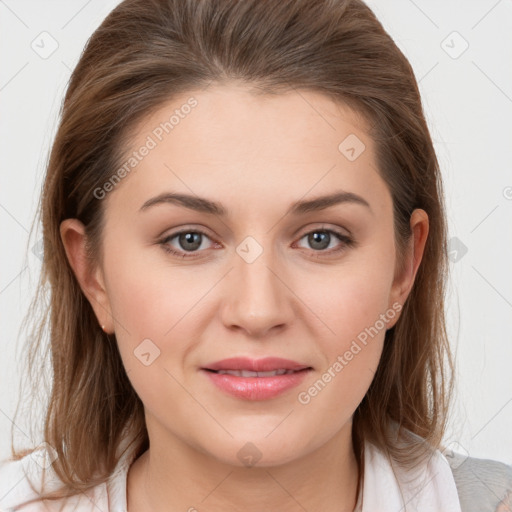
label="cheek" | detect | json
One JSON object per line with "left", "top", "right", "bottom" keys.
{"left": 104, "top": 254, "right": 198, "bottom": 408}
{"left": 305, "top": 276, "right": 389, "bottom": 394}
{"left": 103, "top": 243, "right": 205, "bottom": 337}
{"left": 294, "top": 244, "right": 395, "bottom": 404}
{"left": 305, "top": 251, "right": 395, "bottom": 346}
{"left": 294, "top": 269, "right": 392, "bottom": 421}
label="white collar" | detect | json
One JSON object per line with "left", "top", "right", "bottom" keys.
{"left": 355, "top": 441, "right": 462, "bottom": 511}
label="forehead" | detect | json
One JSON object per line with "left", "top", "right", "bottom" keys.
{"left": 128, "top": 84, "right": 372, "bottom": 157}
{"left": 106, "top": 84, "right": 390, "bottom": 218}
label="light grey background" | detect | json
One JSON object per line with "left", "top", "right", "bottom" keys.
{"left": 1, "top": 0, "right": 511, "bottom": 465}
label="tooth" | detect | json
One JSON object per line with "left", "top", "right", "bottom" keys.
{"left": 214, "top": 369, "right": 299, "bottom": 377}
{"left": 240, "top": 370, "right": 258, "bottom": 377}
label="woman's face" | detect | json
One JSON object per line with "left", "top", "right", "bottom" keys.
{"left": 67, "top": 83, "right": 425, "bottom": 467}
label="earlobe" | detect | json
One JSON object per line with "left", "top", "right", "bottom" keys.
{"left": 59, "top": 219, "right": 114, "bottom": 333}
{"left": 388, "top": 209, "right": 429, "bottom": 320}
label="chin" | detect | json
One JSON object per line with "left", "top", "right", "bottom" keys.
{"left": 209, "top": 433, "right": 309, "bottom": 469}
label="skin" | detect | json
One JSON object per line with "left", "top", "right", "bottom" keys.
{"left": 61, "top": 83, "right": 428, "bottom": 512}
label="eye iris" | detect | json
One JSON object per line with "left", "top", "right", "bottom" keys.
{"left": 179, "top": 232, "right": 202, "bottom": 251}
{"left": 309, "top": 231, "right": 330, "bottom": 250}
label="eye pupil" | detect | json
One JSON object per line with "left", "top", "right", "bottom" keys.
{"left": 309, "top": 231, "right": 330, "bottom": 250}
{"left": 179, "top": 232, "right": 202, "bottom": 251}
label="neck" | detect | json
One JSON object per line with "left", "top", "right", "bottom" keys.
{"left": 127, "top": 418, "right": 360, "bottom": 512}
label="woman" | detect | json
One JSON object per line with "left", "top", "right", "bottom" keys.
{"left": 1, "top": 0, "right": 511, "bottom": 510}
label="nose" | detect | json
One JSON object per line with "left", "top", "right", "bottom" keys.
{"left": 219, "top": 241, "right": 295, "bottom": 338}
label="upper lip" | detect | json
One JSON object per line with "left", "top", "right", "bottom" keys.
{"left": 203, "top": 357, "right": 311, "bottom": 372}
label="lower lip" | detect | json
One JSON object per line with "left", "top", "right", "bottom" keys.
{"left": 201, "top": 369, "right": 311, "bottom": 400}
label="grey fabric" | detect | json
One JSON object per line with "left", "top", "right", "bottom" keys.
{"left": 445, "top": 450, "right": 512, "bottom": 511}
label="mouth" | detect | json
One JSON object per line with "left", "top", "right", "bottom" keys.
{"left": 202, "top": 356, "right": 312, "bottom": 373}
{"left": 200, "top": 361, "right": 313, "bottom": 400}
{"left": 203, "top": 368, "right": 311, "bottom": 377}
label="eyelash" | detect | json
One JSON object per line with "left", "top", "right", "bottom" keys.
{"left": 159, "top": 227, "right": 355, "bottom": 260}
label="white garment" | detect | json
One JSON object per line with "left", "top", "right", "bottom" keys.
{"left": 0, "top": 438, "right": 462, "bottom": 511}
{"left": 357, "top": 442, "right": 462, "bottom": 512}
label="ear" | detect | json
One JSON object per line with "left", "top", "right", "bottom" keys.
{"left": 59, "top": 218, "right": 114, "bottom": 333}
{"left": 387, "top": 208, "right": 429, "bottom": 328}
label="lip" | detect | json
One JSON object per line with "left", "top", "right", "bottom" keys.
{"left": 200, "top": 357, "right": 313, "bottom": 401}
{"left": 202, "top": 368, "right": 311, "bottom": 400}
{"left": 203, "top": 357, "right": 311, "bottom": 372}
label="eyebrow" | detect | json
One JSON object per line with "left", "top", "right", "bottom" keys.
{"left": 139, "top": 190, "right": 372, "bottom": 216}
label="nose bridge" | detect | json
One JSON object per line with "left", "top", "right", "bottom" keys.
{"left": 221, "top": 234, "right": 293, "bottom": 336}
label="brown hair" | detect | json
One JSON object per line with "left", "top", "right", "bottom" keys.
{"left": 13, "top": 0, "right": 453, "bottom": 500}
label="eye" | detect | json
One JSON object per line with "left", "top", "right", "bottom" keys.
{"left": 159, "top": 226, "right": 355, "bottom": 260}
{"left": 294, "top": 228, "right": 355, "bottom": 257}
{"left": 159, "top": 229, "right": 218, "bottom": 258}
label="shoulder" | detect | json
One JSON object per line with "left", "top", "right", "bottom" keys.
{"left": 0, "top": 447, "right": 109, "bottom": 512}
{"left": 445, "top": 450, "right": 512, "bottom": 512}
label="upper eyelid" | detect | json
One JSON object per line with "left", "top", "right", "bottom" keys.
{"left": 161, "top": 224, "right": 349, "bottom": 239}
